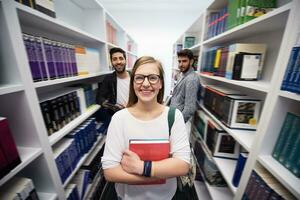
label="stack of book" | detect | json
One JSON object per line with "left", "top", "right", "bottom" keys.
{"left": 106, "top": 21, "right": 117, "bottom": 45}
{"left": 206, "top": 7, "right": 228, "bottom": 39}
{"left": 54, "top": 118, "right": 99, "bottom": 184}
{"left": 0, "top": 177, "right": 39, "bottom": 200}
{"left": 39, "top": 90, "right": 82, "bottom": 136}
{"left": 227, "top": 0, "right": 276, "bottom": 31}
{"left": 281, "top": 33, "right": 300, "bottom": 94}
{"left": 184, "top": 36, "right": 196, "bottom": 48}
{"left": 74, "top": 46, "right": 101, "bottom": 75}
{"left": 242, "top": 165, "right": 296, "bottom": 200}
{"left": 203, "top": 85, "right": 261, "bottom": 130}
{"left": 15, "top": 0, "right": 56, "bottom": 18}
{"left": 192, "top": 135, "right": 227, "bottom": 187}
{"left": 65, "top": 184, "right": 80, "bottom": 200}
{"left": 0, "top": 117, "right": 21, "bottom": 179}
{"left": 201, "top": 43, "right": 266, "bottom": 80}
{"left": 272, "top": 112, "right": 300, "bottom": 178}
{"left": 22, "top": 34, "right": 78, "bottom": 82}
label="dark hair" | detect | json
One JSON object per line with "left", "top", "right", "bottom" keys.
{"left": 109, "top": 47, "right": 126, "bottom": 61}
{"left": 177, "top": 49, "right": 194, "bottom": 60}
{"left": 127, "top": 56, "right": 165, "bottom": 107}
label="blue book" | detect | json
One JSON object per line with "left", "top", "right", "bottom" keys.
{"left": 232, "top": 152, "right": 248, "bottom": 187}
{"left": 281, "top": 46, "right": 300, "bottom": 91}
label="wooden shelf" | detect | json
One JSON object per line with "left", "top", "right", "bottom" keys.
{"left": 278, "top": 90, "right": 300, "bottom": 102}
{"left": 202, "top": 3, "right": 292, "bottom": 46}
{"left": 0, "top": 84, "right": 24, "bottom": 95}
{"left": 63, "top": 136, "right": 106, "bottom": 187}
{"left": 258, "top": 155, "right": 300, "bottom": 199}
{"left": 199, "top": 103, "right": 255, "bottom": 151}
{"left": 199, "top": 73, "right": 270, "bottom": 93}
{"left": 0, "top": 147, "right": 42, "bottom": 186}
{"left": 49, "top": 105, "right": 101, "bottom": 146}
{"left": 34, "top": 72, "right": 110, "bottom": 88}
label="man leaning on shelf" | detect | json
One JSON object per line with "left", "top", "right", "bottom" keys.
{"left": 169, "top": 49, "right": 200, "bottom": 134}
{"left": 96, "top": 47, "right": 131, "bottom": 127}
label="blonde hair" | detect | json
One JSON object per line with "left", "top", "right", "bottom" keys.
{"left": 127, "top": 56, "right": 165, "bottom": 107}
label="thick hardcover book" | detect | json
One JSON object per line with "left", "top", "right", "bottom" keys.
{"left": 23, "top": 33, "right": 42, "bottom": 82}
{"left": 0, "top": 117, "right": 21, "bottom": 173}
{"left": 232, "top": 153, "right": 248, "bottom": 187}
{"left": 35, "top": 0, "right": 56, "bottom": 18}
{"left": 40, "top": 100, "right": 54, "bottom": 135}
{"left": 232, "top": 52, "right": 262, "bottom": 80}
{"left": 34, "top": 36, "right": 48, "bottom": 80}
{"left": 129, "top": 139, "right": 170, "bottom": 184}
{"left": 42, "top": 38, "right": 58, "bottom": 79}
{"left": 0, "top": 148, "right": 9, "bottom": 179}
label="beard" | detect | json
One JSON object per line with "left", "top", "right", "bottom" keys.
{"left": 114, "top": 64, "right": 126, "bottom": 73}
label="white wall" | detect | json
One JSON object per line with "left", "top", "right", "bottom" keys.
{"left": 105, "top": 10, "right": 204, "bottom": 96}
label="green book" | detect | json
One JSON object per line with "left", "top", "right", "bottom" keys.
{"left": 284, "top": 126, "right": 300, "bottom": 170}
{"left": 278, "top": 114, "right": 299, "bottom": 164}
{"left": 272, "top": 113, "right": 293, "bottom": 159}
{"left": 238, "top": 0, "right": 246, "bottom": 25}
{"left": 227, "top": 0, "right": 240, "bottom": 30}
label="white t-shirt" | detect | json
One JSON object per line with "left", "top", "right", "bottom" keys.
{"left": 101, "top": 107, "right": 190, "bottom": 200}
{"left": 117, "top": 76, "right": 130, "bottom": 106}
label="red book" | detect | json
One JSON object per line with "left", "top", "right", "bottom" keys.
{"left": 0, "top": 117, "right": 21, "bottom": 173}
{"left": 0, "top": 148, "right": 9, "bottom": 179}
{"left": 129, "top": 139, "right": 170, "bottom": 185}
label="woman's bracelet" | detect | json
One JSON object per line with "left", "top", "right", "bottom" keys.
{"left": 143, "top": 161, "right": 152, "bottom": 177}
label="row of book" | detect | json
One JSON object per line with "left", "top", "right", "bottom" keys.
{"left": 106, "top": 21, "right": 117, "bottom": 45}
{"left": 193, "top": 109, "right": 249, "bottom": 187}
{"left": 15, "top": 0, "right": 56, "bottom": 18}
{"left": 191, "top": 131, "right": 227, "bottom": 187}
{"left": 194, "top": 109, "right": 240, "bottom": 159}
{"left": 242, "top": 164, "right": 296, "bottom": 200}
{"left": 23, "top": 33, "right": 77, "bottom": 82}
{"left": 40, "top": 84, "right": 98, "bottom": 136}
{"left": 0, "top": 177, "right": 39, "bottom": 200}
{"left": 206, "top": 7, "right": 228, "bottom": 39}
{"left": 220, "top": 0, "right": 276, "bottom": 39}
{"left": 272, "top": 112, "right": 300, "bottom": 178}
{"left": 203, "top": 85, "right": 261, "bottom": 130}
{"left": 184, "top": 36, "right": 196, "bottom": 48}
{"left": 0, "top": 117, "right": 21, "bottom": 179}
{"left": 65, "top": 184, "right": 80, "bottom": 200}
{"left": 23, "top": 33, "right": 101, "bottom": 82}
{"left": 127, "top": 54, "right": 137, "bottom": 69}
{"left": 201, "top": 43, "right": 266, "bottom": 81}
{"left": 66, "top": 139, "right": 105, "bottom": 200}
{"left": 281, "top": 33, "right": 300, "bottom": 94}
{"left": 53, "top": 117, "right": 106, "bottom": 184}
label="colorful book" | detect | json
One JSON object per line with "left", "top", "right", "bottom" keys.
{"left": 129, "top": 139, "right": 170, "bottom": 184}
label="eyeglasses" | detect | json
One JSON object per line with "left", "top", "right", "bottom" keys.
{"left": 134, "top": 74, "right": 161, "bottom": 84}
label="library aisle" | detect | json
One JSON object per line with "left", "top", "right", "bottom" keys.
{"left": 1, "top": 0, "right": 300, "bottom": 200}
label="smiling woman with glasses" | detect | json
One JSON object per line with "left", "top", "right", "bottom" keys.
{"left": 102, "top": 56, "right": 190, "bottom": 200}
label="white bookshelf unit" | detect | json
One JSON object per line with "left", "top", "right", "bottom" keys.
{"left": 172, "top": 0, "right": 300, "bottom": 199}
{"left": 0, "top": 0, "right": 137, "bottom": 199}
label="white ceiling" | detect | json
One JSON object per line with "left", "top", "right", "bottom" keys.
{"left": 98, "top": 0, "right": 211, "bottom": 11}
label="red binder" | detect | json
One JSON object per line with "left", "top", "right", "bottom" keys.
{"left": 129, "top": 139, "right": 170, "bottom": 185}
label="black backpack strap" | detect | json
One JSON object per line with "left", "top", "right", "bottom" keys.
{"left": 168, "top": 107, "right": 176, "bottom": 136}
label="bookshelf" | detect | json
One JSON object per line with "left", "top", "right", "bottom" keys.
{"left": 0, "top": 0, "right": 137, "bottom": 199}
{"left": 172, "top": 0, "right": 300, "bottom": 199}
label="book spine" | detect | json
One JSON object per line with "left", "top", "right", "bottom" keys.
{"left": 40, "top": 100, "right": 54, "bottom": 135}
{"left": 232, "top": 153, "right": 248, "bottom": 187}
{"left": 23, "top": 34, "right": 42, "bottom": 82}
{"left": 34, "top": 36, "right": 48, "bottom": 81}
{"left": 0, "top": 118, "right": 21, "bottom": 171}
{"left": 272, "top": 113, "right": 293, "bottom": 159}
